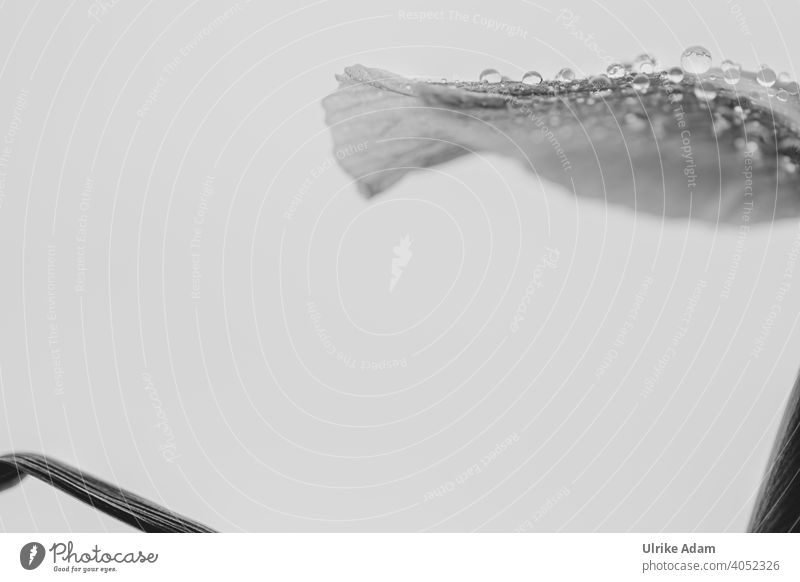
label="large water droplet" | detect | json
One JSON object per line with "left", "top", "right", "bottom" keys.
{"left": 589, "top": 74, "right": 611, "bottom": 91}
{"left": 634, "top": 54, "right": 656, "bottom": 74}
{"left": 681, "top": 45, "right": 712, "bottom": 75}
{"left": 479, "top": 68, "right": 502, "bottom": 83}
{"left": 522, "top": 71, "right": 543, "bottom": 85}
{"left": 757, "top": 66, "right": 777, "bottom": 87}
{"left": 632, "top": 74, "right": 650, "bottom": 92}
{"left": 606, "top": 63, "right": 626, "bottom": 79}
{"left": 667, "top": 67, "right": 684, "bottom": 83}
{"left": 556, "top": 68, "right": 575, "bottom": 82}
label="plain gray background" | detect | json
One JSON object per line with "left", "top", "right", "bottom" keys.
{"left": 1, "top": 0, "right": 800, "bottom": 532}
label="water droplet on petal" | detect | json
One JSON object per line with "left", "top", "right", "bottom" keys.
{"left": 634, "top": 54, "right": 656, "bottom": 74}
{"left": 632, "top": 74, "right": 650, "bottom": 92}
{"left": 694, "top": 84, "right": 717, "bottom": 101}
{"left": 606, "top": 63, "right": 626, "bottom": 79}
{"left": 757, "top": 66, "right": 777, "bottom": 87}
{"left": 479, "top": 68, "right": 502, "bottom": 83}
{"left": 723, "top": 62, "right": 741, "bottom": 85}
{"left": 786, "top": 81, "right": 800, "bottom": 95}
{"left": 522, "top": 71, "right": 543, "bottom": 85}
{"left": 589, "top": 74, "right": 611, "bottom": 91}
{"left": 777, "top": 89, "right": 789, "bottom": 102}
{"left": 667, "top": 67, "right": 684, "bottom": 83}
{"left": 556, "top": 68, "right": 575, "bottom": 82}
{"left": 779, "top": 71, "right": 792, "bottom": 83}
{"left": 681, "top": 45, "right": 712, "bottom": 75}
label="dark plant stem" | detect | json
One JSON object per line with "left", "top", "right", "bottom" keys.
{"left": 0, "top": 452, "right": 216, "bottom": 533}
{"left": 749, "top": 374, "right": 800, "bottom": 532}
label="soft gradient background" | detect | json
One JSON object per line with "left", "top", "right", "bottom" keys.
{"left": 1, "top": 0, "right": 800, "bottom": 532}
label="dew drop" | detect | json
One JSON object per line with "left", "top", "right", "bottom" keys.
{"left": 723, "top": 62, "right": 741, "bottom": 85}
{"left": 694, "top": 84, "right": 717, "bottom": 101}
{"left": 779, "top": 71, "right": 792, "bottom": 83}
{"left": 632, "top": 74, "right": 650, "bottom": 92}
{"left": 522, "top": 70, "right": 543, "bottom": 85}
{"left": 681, "top": 45, "right": 712, "bottom": 75}
{"left": 786, "top": 81, "right": 800, "bottom": 95}
{"left": 479, "top": 68, "right": 502, "bottom": 83}
{"left": 606, "top": 63, "right": 626, "bottom": 79}
{"left": 634, "top": 54, "right": 656, "bottom": 74}
{"left": 757, "top": 66, "right": 777, "bottom": 87}
{"left": 667, "top": 67, "right": 684, "bottom": 83}
{"left": 777, "top": 89, "right": 789, "bottom": 102}
{"left": 556, "top": 68, "right": 575, "bottom": 82}
{"left": 589, "top": 74, "right": 611, "bottom": 91}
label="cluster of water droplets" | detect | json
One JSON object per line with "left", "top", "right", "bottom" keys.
{"left": 474, "top": 47, "right": 800, "bottom": 174}
{"left": 476, "top": 45, "right": 798, "bottom": 105}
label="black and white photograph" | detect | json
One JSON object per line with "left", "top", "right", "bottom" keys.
{"left": 0, "top": 0, "right": 799, "bottom": 579}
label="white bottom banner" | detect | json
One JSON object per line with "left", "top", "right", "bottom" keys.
{"left": 0, "top": 533, "right": 796, "bottom": 581}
